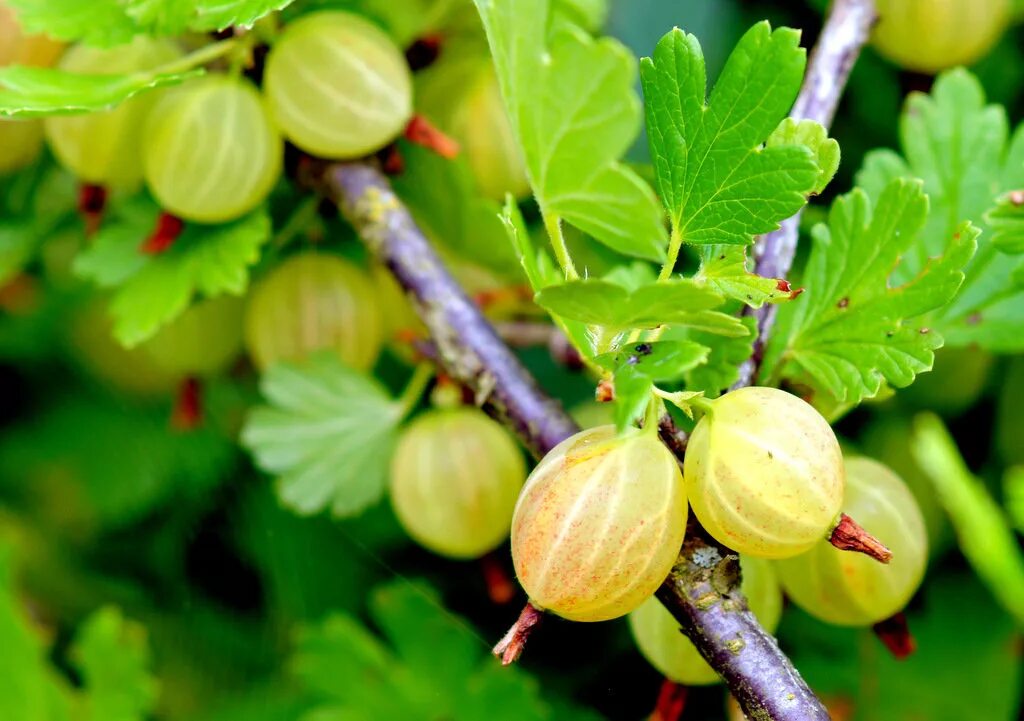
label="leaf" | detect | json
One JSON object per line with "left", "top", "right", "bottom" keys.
{"left": 661, "top": 316, "right": 756, "bottom": 396}
{"left": 911, "top": 413, "right": 1024, "bottom": 627}
{"left": 609, "top": 364, "right": 653, "bottom": 431}
{"left": 74, "top": 196, "right": 272, "bottom": 346}
{"left": 855, "top": 69, "right": 1024, "bottom": 351}
{"left": 391, "top": 142, "right": 518, "bottom": 277}
{"left": 640, "top": 23, "right": 819, "bottom": 246}
{"left": 189, "top": 0, "right": 296, "bottom": 31}
{"left": 1004, "top": 466, "right": 1024, "bottom": 536}
{"left": 241, "top": 354, "right": 404, "bottom": 518}
{"left": 291, "top": 579, "right": 602, "bottom": 720}
{"left": 985, "top": 190, "right": 1024, "bottom": 253}
{"left": 0, "top": 65, "right": 200, "bottom": 118}
{"left": 762, "top": 179, "right": 977, "bottom": 407}
{"left": 6, "top": 0, "right": 141, "bottom": 46}
{"left": 767, "top": 117, "right": 840, "bottom": 196}
{"left": 473, "top": 0, "right": 667, "bottom": 261}
{"left": 695, "top": 245, "right": 801, "bottom": 308}
{"left": 535, "top": 278, "right": 746, "bottom": 334}
{"left": 594, "top": 340, "right": 709, "bottom": 382}
{"left": 73, "top": 607, "right": 158, "bottom": 721}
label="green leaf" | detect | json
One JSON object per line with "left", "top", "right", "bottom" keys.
{"left": 0, "top": 65, "right": 200, "bottom": 118}
{"left": 473, "top": 0, "right": 667, "bottom": 261}
{"left": 291, "top": 580, "right": 601, "bottom": 720}
{"left": 241, "top": 354, "right": 404, "bottom": 518}
{"left": 695, "top": 245, "right": 801, "bottom": 308}
{"left": 73, "top": 607, "right": 157, "bottom": 721}
{"left": 856, "top": 69, "right": 1024, "bottom": 351}
{"left": 610, "top": 364, "right": 653, "bottom": 431}
{"left": 1004, "top": 466, "right": 1024, "bottom": 535}
{"left": 640, "top": 23, "right": 818, "bottom": 245}
{"left": 6, "top": 0, "right": 140, "bottom": 46}
{"left": 594, "top": 340, "right": 709, "bottom": 382}
{"left": 767, "top": 117, "right": 840, "bottom": 195}
{"left": 189, "top": 0, "right": 296, "bottom": 31}
{"left": 661, "top": 316, "right": 756, "bottom": 396}
{"left": 74, "top": 196, "right": 271, "bottom": 346}
{"left": 911, "top": 413, "right": 1024, "bottom": 627}
{"left": 391, "top": 142, "right": 517, "bottom": 277}
{"left": 985, "top": 190, "right": 1024, "bottom": 253}
{"left": 535, "top": 278, "right": 745, "bottom": 334}
{"left": 762, "top": 179, "right": 976, "bottom": 407}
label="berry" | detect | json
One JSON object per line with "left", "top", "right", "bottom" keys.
{"left": 0, "top": 2, "right": 63, "bottom": 68}
{"left": 628, "top": 557, "right": 782, "bottom": 685}
{"left": 44, "top": 37, "right": 181, "bottom": 186}
{"left": 142, "top": 74, "right": 282, "bottom": 223}
{"left": 683, "top": 386, "right": 844, "bottom": 559}
{"left": 775, "top": 457, "right": 927, "bottom": 626}
{"left": 244, "top": 253, "right": 384, "bottom": 371}
{"left": 872, "top": 0, "right": 1009, "bottom": 73}
{"left": 390, "top": 408, "right": 526, "bottom": 559}
{"left": 0, "top": 118, "right": 43, "bottom": 174}
{"left": 511, "top": 426, "right": 687, "bottom": 622}
{"left": 141, "top": 296, "right": 244, "bottom": 378}
{"left": 264, "top": 11, "right": 412, "bottom": 159}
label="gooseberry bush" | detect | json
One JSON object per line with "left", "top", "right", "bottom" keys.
{"left": 0, "top": 0, "right": 1022, "bottom": 720}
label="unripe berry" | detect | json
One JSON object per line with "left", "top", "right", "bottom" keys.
{"left": 390, "top": 408, "right": 526, "bottom": 559}
{"left": 0, "top": 2, "right": 63, "bottom": 68}
{"left": 44, "top": 37, "right": 182, "bottom": 186}
{"left": 0, "top": 118, "right": 43, "bottom": 174}
{"left": 140, "top": 296, "right": 244, "bottom": 378}
{"left": 683, "top": 386, "right": 844, "bottom": 559}
{"left": 775, "top": 457, "right": 927, "bottom": 626}
{"left": 872, "top": 0, "right": 1009, "bottom": 73}
{"left": 243, "top": 253, "right": 384, "bottom": 371}
{"left": 511, "top": 426, "right": 687, "bottom": 622}
{"left": 628, "top": 557, "right": 782, "bottom": 685}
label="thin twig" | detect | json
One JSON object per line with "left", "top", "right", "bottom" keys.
{"left": 734, "top": 0, "right": 878, "bottom": 389}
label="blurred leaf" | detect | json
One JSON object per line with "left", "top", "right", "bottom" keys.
{"left": 857, "top": 69, "right": 1024, "bottom": 351}
{"left": 474, "top": 0, "right": 667, "bottom": 261}
{"left": 911, "top": 413, "right": 1024, "bottom": 626}
{"left": 763, "top": 180, "right": 976, "bottom": 408}
{"left": 985, "top": 191, "right": 1024, "bottom": 253}
{"left": 782, "top": 572, "right": 1022, "bottom": 721}
{"left": 640, "top": 23, "right": 819, "bottom": 246}
{"left": 73, "top": 607, "right": 157, "bottom": 721}
{"left": 241, "top": 353, "right": 403, "bottom": 518}
{"left": 0, "top": 65, "right": 200, "bottom": 118}
{"left": 74, "top": 195, "right": 271, "bottom": 346}
{"left": 1004, "top": 467, "right": 1024, "bottom": 535}
{"left": 291, "top": 580, "right": 602, "bottom": 720}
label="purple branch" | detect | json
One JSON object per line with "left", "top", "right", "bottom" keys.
{"left": 734, "top": 0, "right": 877, "bottom": 389}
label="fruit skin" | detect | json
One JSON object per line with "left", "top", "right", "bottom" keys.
{"left": 445, "top": 64, "right": 530, "bottom": 201}
{"left": 44, "top": 37, "right": 181, "bottom": 186}
{"left": 683, "top": 386, "right": 844, "bottom": 559}
{"left": 872, "top": 0, "right": 1009, "bottom": 73}
{"left": 141, "top": 296, "right": 244, "bottom": 378}
{"left": 628, "top": 557, "right": 782, "bottom": 685}
{"left": 390, "top": 407, "right": 526, "bottom": 559}
{"left": 142, "top": 74, "right": 282, "bottom": 223}
{"left": 0, "top": 2, "right": 63, "bottom": 68}
{"left": 244, "top": 253, "right": 384, "bottom": 371}
{"left": 775, "top": 457, "right": 928, "bottom": 626}
{"left": 0, "top": 118, "right": 43, "bottom": 174}
{"left": 264, "top": 11, "right": 412, "bottom": 159}
{"left": 511, "top": 425, "right": 687, "bottom": 622}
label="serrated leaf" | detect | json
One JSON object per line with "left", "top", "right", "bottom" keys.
{"left": 535, "top": 278, "right": 741, "bottom": 332}
{"left": 0, "top": 65, "right": 200, "bottom": 118}
{"left": 661, "top": 316, "right": 756, "bottom": 396}
{"left": 73, "top": 607, "right": 157, "bottom": 721}
{"left": 855, "top": 69, "right": 1024, "bottom": 351}
{"left": 609, "top": 364, "right": 652, "bottom": 431}
{"left": 911, "top": 414, "right": 1024, "bottom": 627}
{"left": 695, "top": 245, "right": 800, "bottom": 308}
{"left": 640, "top": 23, "right": 819, "bottom": 246}
{"left": 594, "top": 340, "right": 709, "bottom": 382}
{"left": 985, "top": 190, "right": 1024, "bottom": 253}
{"left": 74, "top": 197, "right": 271, "bottom": 346}
{"left": 763, "top": 179, "right": 976, "bottom": 407}
{"left": 241, "top": 354, "right": 403, "bottom": 518}
{"left": 474, "top": 0, "right": 667, "bottom": 261}
{"left": 6, "top": 0, "right": 140, "bottom": 46}
{"left": 291, "top": 580, "right": 600, "bottom": 720}
{"left": 767, "top": 117, "right": 839, "bottom": 195}
{"left": 190, "top": 0, "right": 295, "bottom": 31}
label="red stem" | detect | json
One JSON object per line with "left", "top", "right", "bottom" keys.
{"left": 492, "top": 602, "right": 543, "bottom": 665}
{"left": 828, "top": 513, "right": 892, "bottom": 563}
{"left": 872, "top": 612, "right": 916, "bottom": 659}
{"left": 141, "top": 212, "right": 185, "bottom": 254}
{"left": 649, "top": 679, "right": 688, "bottom": 721}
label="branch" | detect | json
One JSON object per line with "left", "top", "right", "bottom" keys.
{"left": 734, "top": 0, "right": 877, "bottom": 389}
{"left": 320, "top": 162, "right": 829, "bottom": 720}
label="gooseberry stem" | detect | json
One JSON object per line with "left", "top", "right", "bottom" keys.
{"left": 397, "top": 363, "right": 435, "bottom": 419}
{"left": 828, "top": 513, "right": 893, "bottom": 563}
{"left": 152, "top": 38, "right": 239, "bottom": 76}
{"left": 543, "top": 213, "right": 579, "bottom": 280}
{"left": 650, "top": 679, "right": 688, "bottom": 721}
{"left": 492, "top": 601, "right": 543, "bottom": 665}
{"left": 872, "top": 612, "right": 916, "bottom": 659}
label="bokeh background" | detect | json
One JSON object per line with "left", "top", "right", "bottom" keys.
{"left": 1, "top": 1, "right": 1022, "bottom": 720}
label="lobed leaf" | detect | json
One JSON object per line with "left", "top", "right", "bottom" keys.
{"left": 762, "top": 179, "right": 977, "bottom": 407}
{"left": 473, "top": 0, "right": 667, "bottom": 261}
{"left": 241, "top": 354, "right": 404, "bottom": 518}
